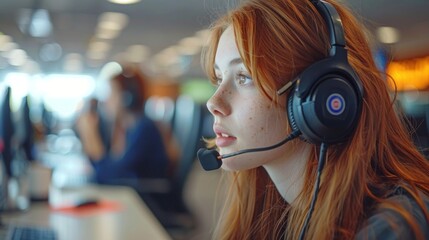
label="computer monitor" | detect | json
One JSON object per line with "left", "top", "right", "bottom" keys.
{"left": 0, "top": 87, "right": 14, "bottom": 177}
{"left": 0, "top": 87, "right": 5, "bottom": 154}
{"left": 17, "top": 96, "right": 35, "bottom": 161}
{"left": 0, "top": 86, "right": 6, "bottom": 211}
{"left": 41, "top": 103, "right": 55, "bottom": 136}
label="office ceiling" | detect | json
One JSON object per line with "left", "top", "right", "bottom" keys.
{"left": 0, "top": 0, "right": 428, "bottom": 78}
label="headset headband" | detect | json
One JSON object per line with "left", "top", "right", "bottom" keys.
{"left": 312, "top": 0, "right": 346, "bottom": 56}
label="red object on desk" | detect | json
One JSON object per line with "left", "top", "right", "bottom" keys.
{"left": 50, "top": 200, "right": 122, "bottom": 216}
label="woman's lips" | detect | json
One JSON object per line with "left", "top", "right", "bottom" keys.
{"left": 215, "top": 132, "right": 237, "bottom": 147}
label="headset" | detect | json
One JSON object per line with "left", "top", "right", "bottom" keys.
{"left": 277, "top": 0, "right": 364, "bottom": 145}
{"left": 281, "top": 1, "right": 364, "bottom": 239}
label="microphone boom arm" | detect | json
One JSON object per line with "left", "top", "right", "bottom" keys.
{"left": 221, "top": 130, "right": 301, "bottom": 159}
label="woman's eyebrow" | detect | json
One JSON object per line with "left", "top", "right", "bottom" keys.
{"left": 214, "top": 57, "right": 243, "bottom": 70}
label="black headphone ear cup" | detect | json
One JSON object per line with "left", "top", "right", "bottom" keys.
{"left": 287, "top": 91, "right": 299, "bottom": 133}
{"left": 291, "top": 74, "right": 360, "bottom": 144}
{"left": 288, "top": 91, "right": 312, "bottom": 143}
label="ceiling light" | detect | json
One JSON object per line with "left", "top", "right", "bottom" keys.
{"left": 18, "top": 8, "right": 52, "bottom": 37}
{"left": 0, "top": 42, "right": 18, "bottom": 52}
{"left": 8, "top": 49, "right": 27, "bottom": 66}
{"left": 20, "top": 60, "right": 40, "bottom": 74}
{"left": 89, "top": 41, "right": 111, "bottom": 52}
{"left": 87, "top": 50, "right": 107, "bottom": 60}
{"left": 98, "top": 12, "right": 129, "bottom": 30}
{"left": 98, "top": 21, "right": 122, "bottom": 31}
{"left": 96, "top": 12, "right": 129, "bottom": 39}
{"left": 376, "top": 26, "right": 400, "bottom": 44}
{"left": 95, "top": 28, "right": 120, "bottom": 39}
{"left": 63, "top": 53, "right": 83, "bottom": 73}
{"left": 195, "top": 29, "right": 210, "bottom": 46}
{"left": 0, "top": 34, "right": 12, "bottom": 45}
{"left": 107, "top": 0, "right": 141, "bottom": 4}
{"left": 178, "top": 37, "right": 202, "bottom": 55}
{"left": 39, "top": 42, "right": 63, "bottom": 62}
{"left": 125, "top": 45, "right": 150, "bottom": 63}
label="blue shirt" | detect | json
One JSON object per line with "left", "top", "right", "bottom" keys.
{"left": 90, "top": 116, "right": 169, "bottom": 184}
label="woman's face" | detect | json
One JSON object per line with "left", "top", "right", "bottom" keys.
{"left": 207, "top": 27, "right": 290, "bottom": 171}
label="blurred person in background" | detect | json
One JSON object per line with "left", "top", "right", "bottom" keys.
{"left": 75, "top": 65, "right": 169, "bottom": 184}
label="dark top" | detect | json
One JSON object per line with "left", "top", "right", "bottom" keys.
{"left": 90, "top": 116, "right": 169, "bottom": 184}
{"left": 356, "top": 186, "right": 429, "bottom": 239}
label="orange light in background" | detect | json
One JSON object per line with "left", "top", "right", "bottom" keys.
{"left": 386, "top": 55, "right": 429, "bottom": 91}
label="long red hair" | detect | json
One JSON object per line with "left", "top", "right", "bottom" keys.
{"left": 202, "top": 0, "right": 429, "bottom": 239}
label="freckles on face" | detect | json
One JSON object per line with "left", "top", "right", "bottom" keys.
{"left": 247, "top": 101, "right": 282, "bottom": 139}
{"left": 231, "top": 86, "right": 284, "bottom": 143}
{"left": 221, "top": 93, "right": 288, "bottom": 171}
{"left": 212, "top": 26, "right": 289, "bottom": 171}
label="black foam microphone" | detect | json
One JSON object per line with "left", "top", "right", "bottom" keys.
{"left": 198, "top": 130, "right": 301, "bottom": 171}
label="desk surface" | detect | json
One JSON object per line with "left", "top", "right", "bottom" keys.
{"left": 2, "top": 184, "right": 172, "bottom": 240}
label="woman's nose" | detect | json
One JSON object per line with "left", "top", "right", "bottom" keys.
{"left": 207, "top": 87, "right": 231, "bottom": 117}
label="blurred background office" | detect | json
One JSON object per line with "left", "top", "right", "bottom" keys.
{"left": 74, "top": 63, "right": 171, "bottom": 183}
{"left": 1, "top": 0, "right": 429, "bottom": 239}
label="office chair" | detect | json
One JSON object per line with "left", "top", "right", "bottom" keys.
{"left": 104, "top": 95, "right": 212, "bottom": 239}
{"left": 0, "top": 87, "right": 30, "bottom": 211}
{"left": 141, "top": 95, "right": 204, "bottom": 233}
{"left": 19, "top": 96, "right": 35, "bottom": 162}
{"left": 145, "top": 96, "right": 175, "bottom": 127}
{"left": 41, "top": 103, "right": 55, "bottom": 135}
{"left": 0, "top": 136, "right": 6, "bottom": 210}
{"left": 0, "top": 87, "right": 13, "bottom": 211}
{"left": 144, "top": 96, "right": 177, "bottom": 172}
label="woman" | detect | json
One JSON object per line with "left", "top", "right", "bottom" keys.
{"left": 201, "top": 0, "right": 429, "bottom": 239}
{"left": 76, "top": 65, "right": 169, "bottom": 184}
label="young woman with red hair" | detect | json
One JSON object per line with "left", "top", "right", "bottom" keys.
{"left": 201, "top": 0, "right": 429, "bottom": 239}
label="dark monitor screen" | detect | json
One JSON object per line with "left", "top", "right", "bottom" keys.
{"left": 0, "top": 86, "right": 4, "bottom": 143}
{"left": 0, "top": 86, "right": 14, "bottom": 177}
{"left": 13, "top": 96, "right": 35, "bottom": 162}
{"left": 0, "top": 87, "right": 4, "bottom": 158}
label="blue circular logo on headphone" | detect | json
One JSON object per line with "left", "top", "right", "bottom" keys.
{"left": 326, "top": 93, "right": 345, "bottom": 116}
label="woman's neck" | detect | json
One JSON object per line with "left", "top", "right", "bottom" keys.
{"left": 263, "top": 143, "right": 312, "bottom": 203}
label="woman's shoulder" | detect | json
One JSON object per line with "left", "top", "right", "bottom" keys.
{"left": 134, "top": 115, "right": 159, "bottom": 132}
{"left": 130, "top": 116, "right": 166, "bottom": 146}
{"left": 355, "top": 186, "right": 429, "bottom": 240}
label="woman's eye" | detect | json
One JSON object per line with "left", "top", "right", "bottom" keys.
{"left": 237, "top": 74, "right": 252, "bottom": 85}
